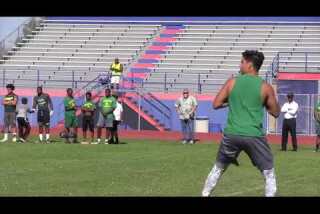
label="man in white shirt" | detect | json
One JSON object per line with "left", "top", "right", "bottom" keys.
{"left": 281, "top": 92, "right": 299, "bottom": 151}
{"left": 111, "top": 94, "right": 123, "bottom": 144}
{"left": 175, "top": 89, "right": 198, "bottom": 144}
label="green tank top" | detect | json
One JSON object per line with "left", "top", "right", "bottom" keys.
{"left": 314, "top": 102, "right": 320, "bottom": 122}
{"left": 224, "top": 74, "right": 265, "bottom": 137}
{"left": 4, "top": 93, "right": 18, "bottom": 112}
{"left": 64, "top": 96, "right": 76, "bottom": 116}
{"left": 315, "top": 102, "right": 320, "bottom": 113}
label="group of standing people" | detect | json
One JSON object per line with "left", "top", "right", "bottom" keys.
{"left": 1, "top": 84, "right": 123, "bottom": 144}
{"left": 1, "top": 84, "right": 54, "bottom": 143}
{"left": 61, "top": 87, "right": 123, "bottom": 144}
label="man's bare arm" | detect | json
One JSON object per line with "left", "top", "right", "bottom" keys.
{"left": 11, "top": 96, "right": 17, "bottom": 106}
{"left": 262, "top": 82, "right": 280, "bottom": 118}
{"left": 213, "top": 78, "right": 234, "bottom": 109}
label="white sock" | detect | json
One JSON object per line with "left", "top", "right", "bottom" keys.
{"left": 263, "top": 168, "right": 277, "bottom": 197}
{"left": 1, "top": 133, "right": 8, "bottom": 141}
{"left": 202, "top": 164, "right": 225, "bottom": 196}
{"left": 46, "top": 134, "right": 50, "bottom": 140}
{"left": 97, "top": 138, "right": 101, "bottom": 143}
{"left": 39, "top": 134, "right": 43, "bottom": 141}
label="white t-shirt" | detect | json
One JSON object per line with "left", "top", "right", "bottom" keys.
{"left": 113, "top": 102, "right": 123, "bottom": 121}
{"left": 175, "top": 96, "right": 198, "bottom": 120}
{"left": 281, "top": 101, "right": 299, "bottom": 119}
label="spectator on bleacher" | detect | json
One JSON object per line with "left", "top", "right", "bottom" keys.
{"left": 281, "top": 92, "right": 299, "bottom": 151}
{"left": 175, "top": 89, "right": 198, "bottom": 144}
{"left": 0, "top": 84, "right": 18, "bottom": 143}
{"left": 32, "top": 86, "right": 54, "bottom": 143}
{"left": 313, "top": 100, "right": 320, "bottom": 152}
{"left": 110, "top": 58, "right": 123, "bottom": 90}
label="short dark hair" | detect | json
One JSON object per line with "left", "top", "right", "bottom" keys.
{"left": 6, "top": 84, "right": 15, "bottom": 90}
{"left": 242, "top": 50, "right": 265, "bottom": 71}
{"left": 67, "top": 88, "right": 73, "bottom": 92}
{"left": 86, "top": 91, "right": 92, "bottom": 97}
{"left": 287, "top": 92, "right": 294, "bottom": 98}
{"left": 105, "top": 88, "right": 111, "bottom": 93}
{"left": 22, "top": 97, "right": 28, "bottom": 104}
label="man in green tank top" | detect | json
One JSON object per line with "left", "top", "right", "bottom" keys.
{"left": 201, "top": 50, "right": 280, "bottom": 197}
{"left": 314, "top": 100, "right": 320, "bottom": 152}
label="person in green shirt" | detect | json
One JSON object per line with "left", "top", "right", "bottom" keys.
{"left": 63, "top": 88, "right": 78, "bottom": 143}
{"left": 0, "top": 84, "right": 18, "bottom": 143}
{"left": 92, "top": 88, "right": 116, "bottom": 144}
{"left": 201, "top": 50, "right": 280, "bottom": 197}
{"left": 314, "top": 101, "right": 320, "bottom": 152}
{"left": 81, "top": 91, "right": 96, "bottom": 144}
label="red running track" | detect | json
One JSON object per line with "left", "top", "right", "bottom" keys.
{"left": 29, "top": 128, "right": 316, "bottom": 145}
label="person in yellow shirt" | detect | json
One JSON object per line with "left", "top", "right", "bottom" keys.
{"left": 110, "top": 58, "right": 123, "bottom": 90}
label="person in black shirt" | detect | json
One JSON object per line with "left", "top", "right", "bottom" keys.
{"left": 32, "top": 86, "right": 53, "bottom": 143}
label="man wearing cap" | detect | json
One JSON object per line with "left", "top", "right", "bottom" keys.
{"left": 281, "top": 92, "right": 299, "bottom": 151}
{"left": 175, "top": 89, "right": 198, "bottom": 144}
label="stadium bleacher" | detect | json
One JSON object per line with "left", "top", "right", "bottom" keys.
{"left": 0, "top": 22, "right": 162, "bottom": 88}
{"left": 0, "top": 19, "right": 320, "bottom": 94}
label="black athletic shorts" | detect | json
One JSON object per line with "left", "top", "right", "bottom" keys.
{"left": 216, "top": 134, "right": 274, "bottom": 171}
{"left": 17, "top": 117, "right": 30, "bottom": 128}
{"left": 112, "top": 120, "right": 120, "bottom": 131}
{"left": 38, "top": 109, "right": 50, "bottom": 127}
{"left": 82, "top": 116, "right": 94, "bottom": 132}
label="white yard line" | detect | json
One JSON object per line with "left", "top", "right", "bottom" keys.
{"left": 223, "top": 176, "right": 306, "bottom": 196}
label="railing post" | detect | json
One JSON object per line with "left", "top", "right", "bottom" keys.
{"left": 277, "top": 53, "right": 280, "bottom": 74}
{"left": 198, "top": 73, "right": 201, "bottom": 93}
{"left": 37, "top": 70, "right": 40, "bottom": 87}
{"left": 305, "top": 52, "right": 308, "bottom": 73}
{"left": 3, "top": 70, "right": 5, "bottom": 87}
{"left": 72, "top": 70, "right": 75, "bottom": 88}
{"left": 131, "top": 72, "right": 134, "bottom": 90}
{"left": 164, "top": 72, "right": 167, "bottom": 92}
{"left": 138, "top": 90, "right": 141, "bottom": 131}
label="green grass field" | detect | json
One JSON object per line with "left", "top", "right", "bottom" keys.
{"left": 0, "top": 135, "right": 319, "bottom": 196}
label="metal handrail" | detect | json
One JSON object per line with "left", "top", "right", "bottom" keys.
{"left": 276, "top": 51, "right": 320, "bottom": 74}
{"left": 0, "top": 18, "right": 34, "bottom": 58}
{"left": 44, "top": 19, "right": 320, "bottom": 25}
{"left": 128, "top": 90, "right": 171, "bottom": 129}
